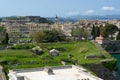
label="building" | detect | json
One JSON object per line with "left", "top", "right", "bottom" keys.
{"left": 49, "top": 49, "right": 59, "bottom": 56}
{"left": 7, "top": 22, "right": 50, "bottom": 34}
{"left": 8, "top": 65, "right": 103, "bottom": 80}
{"left": 95, "top": 35, "right": 109, "bottom": 44}
{"left": 4, "top": 22, "right": 50, "bottom": 43}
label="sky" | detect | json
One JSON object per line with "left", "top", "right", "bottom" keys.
{"left": 0, "top": 0, "right": 120, "bottom": 17}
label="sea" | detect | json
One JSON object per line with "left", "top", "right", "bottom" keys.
{"left": 112, "top": 54, "right": 120, "bottom": 74}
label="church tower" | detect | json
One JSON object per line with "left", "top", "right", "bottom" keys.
{"left": 53, "top": 15, "right": 61, "bottom": 31}
{"left": 55, "top": 15, "right": 58, "bottom": 24}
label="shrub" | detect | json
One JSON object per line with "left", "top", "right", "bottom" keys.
{"left": 101, "top": 59, "right": 117, "bottom": 71}
{"left": 0, "top": 60, "right": 8, "bottom": 65}
{"left": 31, "top": 53, "right": 38, "bottom": 57}
{"left": 80, "top": 48, "right": 89, "bottom": 54}
{"left": 10, "top": 43, "right": 35, "bottom": 49}
{"left": 61, "top": 58, "right": 73, "bottom": 64}
{"left": 11, "top": 46, "right": 16, "bottom": 49}
{"left": 24, "top": 45, "right": 30, "bottom": 49}
{"left": 42, "top": 55, "right": 53, "bottom": 60}
{"left": 55, "top": 47, "right": 66, "bottom": 52}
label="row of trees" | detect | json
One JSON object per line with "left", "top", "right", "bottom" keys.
{"left": 91, "top": 24, "right": 120, "bottom": 40}
{"left": 71, "top": 23, "right": 120, "bottom": 40}
{"left": 91, "top": 25, "right": 100, "bottom": 40}
{"left": 31, "top": 30, "right": 66, "bottom": 43}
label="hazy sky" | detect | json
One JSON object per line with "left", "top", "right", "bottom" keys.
{"left": 0, "top": 0, "right": 120, "bottom": 17}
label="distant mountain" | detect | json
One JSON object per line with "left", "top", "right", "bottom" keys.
{"left": 68, "top": 15, "right": 120, "bottom": 20}
{"left": 47, "top": 15, "right": 120, "bottom": 22}
{"left": 1, "top": 16, "right": 51, "bottom": 23}
{"left": 1, "top": 15, "right": 120, "bottom": 23}
{"left": 46, "top": 17, "right": 76, "bottom": 23}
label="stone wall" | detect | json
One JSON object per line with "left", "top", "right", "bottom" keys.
{"left": 15, "top": 65, "right": 72, "bottom": 73}
{"left": 82, "top": 63, "right": 120, "bottom": 80}
{"left": 102, "top": 41, "right": 120, "bottom": 53}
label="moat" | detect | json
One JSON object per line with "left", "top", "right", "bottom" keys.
{"left": 112, "top": 54, "right": 120, "bottom": 74}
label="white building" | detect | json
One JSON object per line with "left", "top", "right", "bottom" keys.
{"left": 8, "top": 65, "right": 103, "bottom": 80}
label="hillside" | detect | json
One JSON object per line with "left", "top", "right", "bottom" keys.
{"left": 0, "top": 41, "right": 111, "bottom": 69}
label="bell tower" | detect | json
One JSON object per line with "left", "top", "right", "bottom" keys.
{"left": 55, "top": 15, "right": 58, "bottom": 24}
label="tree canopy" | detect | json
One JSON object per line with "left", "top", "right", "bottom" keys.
{"left": 32, "top": 30, "right": 66, "bottom": 43}
{"left": 100, "top": 24, "right": 118, "bottom": 39}
{"left": 45, "top": 30, "right": 66, "bottom": 42}
{"left": 116, "top": 31, "right": 120, "bottom": 40}
{"left": 32, "top": 31, "right": 46, "bottom": 43}
{"left": 71, "top": 28, "right": 90, "bottom": 40}
{"left": 0, "top": 26, "right": 6, "bottom": 32}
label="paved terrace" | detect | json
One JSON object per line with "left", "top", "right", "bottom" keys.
{"left": 8, "top": 65, "right": 103, "bottom": 80}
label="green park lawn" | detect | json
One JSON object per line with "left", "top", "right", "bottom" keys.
{"left": 0, "top": 41, "right": 112, "bottom": 69}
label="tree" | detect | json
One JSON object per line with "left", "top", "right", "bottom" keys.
{"left": 33, "top": 31, "right": 46, "bottom": 43}
{"left": 91, "top": 25, "right": 100, "bottom": 40}
{"left": 2, "top": 33, "right": 9, "bottom": 44}
{"left": 71, "top": 28, "right": 89, "bottom": 40}
{"left": 45, "top": 30, "right": 66, "bottom": 42}
{"left": 100, "top": 24, "right": 118, "bottom": 39}
{"left": 116, "top": 31, "right": 120, "bottom": 40}
{"left": 0, "top": 26, "right": 7, "bottom": 44}
{"left": 91, "top": 25, "right": 96, "bottom": 39}
{"left": 96, "top": 26, "right": 100, "bottom": 37}
{"left": 32, "top": 30, "right": 66, "bottom": 43}
{"left": 79, "top": 28, "right": 89, "bottom": 40}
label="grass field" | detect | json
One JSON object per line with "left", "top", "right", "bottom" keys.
{"left": 0, "top": 41, "right": 112, "bottom": 69}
